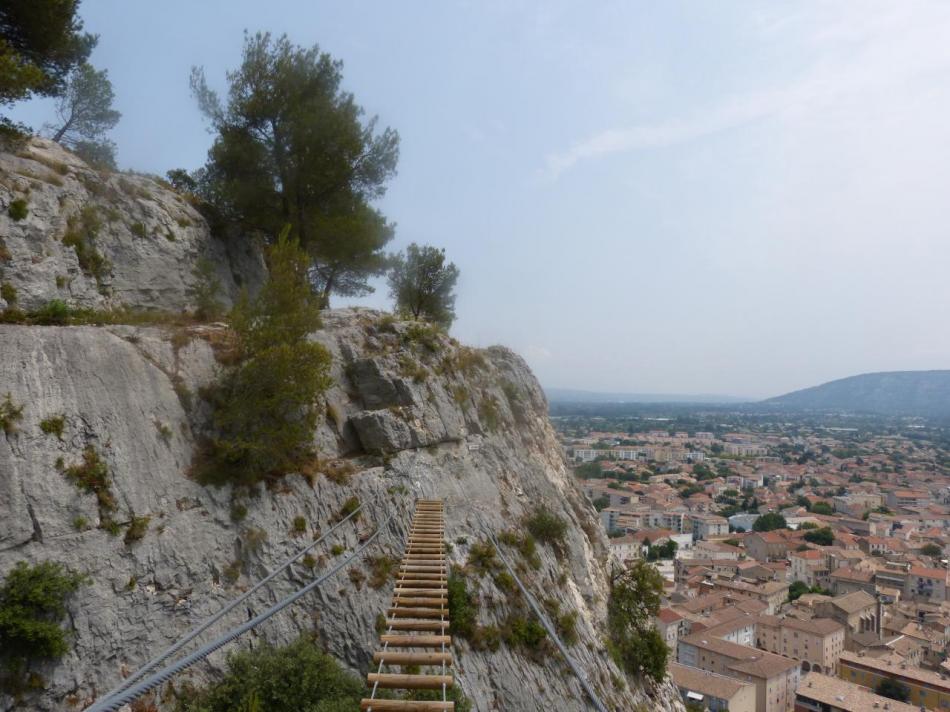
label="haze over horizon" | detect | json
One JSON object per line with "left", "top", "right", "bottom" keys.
{"left": 10, "top": 1, "right": 950, "bottom": 400}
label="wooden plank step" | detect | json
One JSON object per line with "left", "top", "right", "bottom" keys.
{"left": 388, "top": 607, "right": 447, "bottom": 619}
{"left": 397, "top": 580, "right": 447, "bottom": 587}
{"left": 360, "top": 700, "right": 453, "bottom": 711}
{"left": 394, "top": 588, "right": 447, "bottom": 596}
{"left": 372, "top": 651, "right": 452, "bottom": 666}
{"left": 399, "top": 566, "right": 446, "bottom": 573}
{"left": 381, "top": 634, "right": 450, "bottom": 647}
{"left": 366, "top": 673, "right": 453, "bottom": 690}
{"left": 393, "top": 596, "right": 447, "bottom": 607}
{"left": 385, "top": 619, "right": 450, "bottom": 631}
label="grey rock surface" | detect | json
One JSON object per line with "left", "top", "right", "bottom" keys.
{"left": 0, "top": 137, "right": 690, "bottom": 712}
{"left": 0, "top": 138, "right": 265, "bottom": 313}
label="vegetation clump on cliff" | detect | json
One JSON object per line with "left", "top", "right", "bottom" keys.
{"left": 0, "top": 561, "right": 87, "bottom": 696}
{"left": 194, "top": 230, "right": 332, "bottom": 487}
{"left": 607, "top": 560, "right": 668, "bottom": 683}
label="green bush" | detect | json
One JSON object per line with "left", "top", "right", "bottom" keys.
{"left": 524, "top": 507, "right": 567, "bottom": 550}
{"left": 478, "top": 395, "right": 501, "bottom": 433}
{"left": 291, "top": 515, "right": 307, "bottom": 535}
{"left": 193, "top": 231, "right": 331, "bottom": 488}
{"left": 62, "top": 208, "right": 110, "bottom": 282}
{"left": 130, "top": 221, "right": 147, "bottom": 238}
{"left": 7, "top": 198, "right": 28, "bottom": 221}
{"left": 448, "top": 571, "right": 477, "bottom": 639}
{"left": 39, "top": 415, "right": 65, "bottom": 438}
{"left": 0, "top": 561, "right": 87, "bottom": 694}
{"left": 62, "top": 446, "right": 116, "bottom": 517}
{"left": 124, "top": 515, "right": 150, "bottom": 545}
{"left": 0, "top": 282, "right": 16, "bottom": 304}
{"left": 366, "top": 555, "right": 398, "bottom": 589}
{"left": 173, "top": 635, "right": 364, "bottom": 712}
{"left": 33, "top": 299, "right": 72, "bottom": 325}
{"left": 502, "top": 614, "right": 548, "bottom": 653}
{"left": 191, "top": 258, "right": 223, "bottom": 321}
{"left": 0, "top": 393, "right": 24, "bottom": 435}
{"left": 466, "top": 541, "right": 500, "bottom": 576}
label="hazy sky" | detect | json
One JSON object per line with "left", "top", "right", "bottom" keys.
{"left": 10, "top": 1, "right": 950, "bottom": 399}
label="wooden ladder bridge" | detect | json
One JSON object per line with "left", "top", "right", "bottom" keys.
{"left": 361, "top": 499, "right": 454, "bottom": 711}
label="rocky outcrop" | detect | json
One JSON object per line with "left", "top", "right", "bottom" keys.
{"left": 0, "top": 138, "right": 265, "bottom": 313}
{"left": 0, "top": 309, "right": 682, "bottom": 711}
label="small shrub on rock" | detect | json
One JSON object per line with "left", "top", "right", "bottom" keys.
{"left": 124, "top": 515, "right": 151, "bottom": 545}
{"left": 0, "top": 282, "right": 16, "bottom": 304}
{"left": 7, "top": 198, "right": 28, "bottom": 221}
{"left": 524, "top": 507, "right": 567, "bottom": 550}
{"left": 39, "top": 415, "right": 65, "bottom": 438}
{"left": 0, "top": 393, "right": 24, "bottom": 435}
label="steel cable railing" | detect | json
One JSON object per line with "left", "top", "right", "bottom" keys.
{"left": 86, "top": 508, "right": 395, "bottom": 712}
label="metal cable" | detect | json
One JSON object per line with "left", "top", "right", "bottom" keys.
{"left": 96, "top": 500, "right": 369, "bottom": 703}
{"left": 86, "top": 510, "right": 394, "bottom": 712}
{"left": 483, "top": 520, "right": 609, "bottom": 712}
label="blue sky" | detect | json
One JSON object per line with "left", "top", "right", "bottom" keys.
{"left": 10, "top": 1, "right": 950, "bottom": 398}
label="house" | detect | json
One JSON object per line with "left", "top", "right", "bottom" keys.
{"left": 789, "top": 549, "right": 828, "bottom": 588}
{"left": 754, "top": 615, "right": 845, "bottom": 676}
{"left": 746, "top": 532, "right": 789, "bottom": 563}
{"left": 708, "top": 579, "right": 791, "bottom": 615}
{"left": 828, "top": 568, "right": 875, "bottom": 597}
{"left": 794, "top": 671, "right": 919, "bottom": 712}
{"left": 655, "top": 607, "right": 684, "bottom": 649}
{"left": 906, "top": 567, "right": 948, "bottom": 603}
{"left": 690, "top": 513, "right": 730, "bottom": 541}
{"left": 669, "top": 662, "right": 756, "bottom": 712}
{"left": 678, "top": 634, "right": 800, "bottom": 712}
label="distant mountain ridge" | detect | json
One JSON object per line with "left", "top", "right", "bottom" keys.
{"left": 765, "top": 370, "right": 950, "bottom": 418}
{"left": 545, "top": 387, "right": 747, "bottom": 404}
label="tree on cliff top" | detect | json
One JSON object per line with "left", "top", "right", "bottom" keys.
{"left": 0, "top": 0, "right": 96, "bottom": 107}
{"left": 190, "top": 31, "right": 399, "bottom": 304}
{"left": 51, "top": 63, "right": 119, "bottom": 142}
{"left": 388, "top": 243, "right": 460, "bottom": 329}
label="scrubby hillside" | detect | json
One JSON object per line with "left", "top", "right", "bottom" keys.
{"left": 0, "top": 142, "right": 681, "bottom": 712}
{"left": 765, "top": 370, "right": 950, "bottom": 419}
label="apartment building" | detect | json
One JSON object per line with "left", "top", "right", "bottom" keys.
{"left": 906, "top": 566, "right": 949, "bottom": 603}
{"left": 746, "top": 531, "right": 790, "bottom": 563}
{"left": 754, "top": 615, "right": 845, "bottom": 675}
{"left": 794, "top": 672, "right": 919, "bottom": 712}
{"left": 839, "top": 651, "right": 950, "bottom": 710}
{"left": 690, "top": 513, "right": 730, "bottom": 541}
{"left": 789, "top": 549, "right": 829, "bottom": 588}
{"left": 678, "top": 634, "right": 800, "bottom": 712}
{"left": 669, "top": 662, "right": 756, "bottom": 712}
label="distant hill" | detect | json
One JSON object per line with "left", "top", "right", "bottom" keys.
{"left": 545, "top": 387, "right": 746, "bottom": 405}
{"left": 765, "top": 370, "right": 950, "bottom": 418}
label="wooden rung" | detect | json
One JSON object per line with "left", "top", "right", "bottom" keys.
{"left": 361, "top": 700, "right": 453, "bottom": 711}
{"left": 393, "top": 596, "right": 446, "bottom": 607}
{"left": 407, "top": 537, "right": 443, "bottom": 543}
{"left": 388, "top": 607, "right": 447, "bottom": 619}
{"left": 397, "top": 579, "right": 447, "bottom": 587}
{"left": 399, "top": 566, "right": 446, "bottom": 573}
{"left": 373, "top": 651, "right": 452, "bottom": 666}
{"left": 381, "top": 634, "right": 450, "bottom": 647}
{"left": 366, "top": 673, "right": 453, "bottom": 690}
{"left": 385, "top": 619, "right": 450, "bottom": 631}
{"left": 394, "top": 588, "right": 447, "bottom": 596}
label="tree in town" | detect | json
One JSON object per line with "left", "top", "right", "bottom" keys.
{"left": 607, "top": 560, "right": 667, "bottom": 682}
{"left": 752, "top": 512, "right": 787, "bottom": 532}
{"left": 803, "top": 527, "right": 834, "bottom": 546}
{"left": 875, "top": 678, "right": 910, "bottom": 702}
{"left": 809, "top": 500, "right": 834, "bottom": 516}
{"left": 921, "top": 543, "right": 943, "bottom": 558}
{"left": 51, "top": 63, "right": 120, "bottom": 153}
{"left": 196, "top": 228, "right": 331, "bottom": 487}
{"left": 0, "top": 0, "right": 95, "bottom": 107}
{"left": 190, "top": 32, "right": 399, "bottom": 302}
{"left": 387, "top": 243, "right": 460, "bottom": 329}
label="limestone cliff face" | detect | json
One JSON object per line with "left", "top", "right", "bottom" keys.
{"left": 0, "top": 140, "right": 682, "bottom": 711}
{"left": 0, "top": 138, "right": 264, "bottom": 313}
